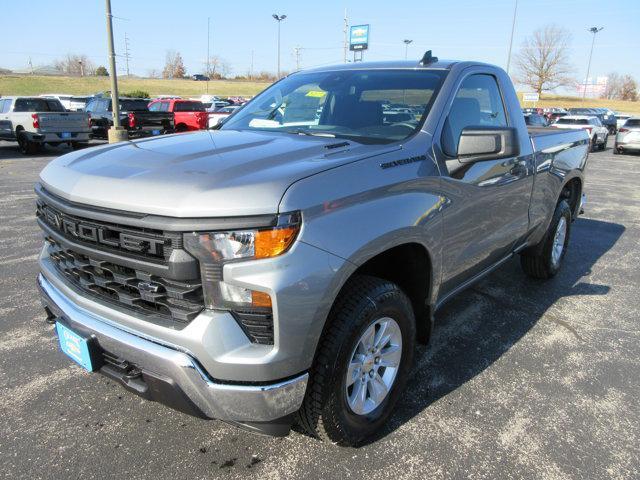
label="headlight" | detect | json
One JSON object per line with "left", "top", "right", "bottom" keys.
{"left": 184, "top": 212, "right": 300, "bottom": 311}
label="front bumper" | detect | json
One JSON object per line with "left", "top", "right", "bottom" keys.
{"left": 38, "top": 273, "right": 308, "bottom": 431}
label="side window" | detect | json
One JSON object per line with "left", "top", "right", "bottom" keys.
{"left": 159, "top": 101, "right": 170, "bottom": 112}
{"left": 0, "top": 100, "right": 5, "bottom": 113}
{"left": 441, "top": 74, "right": 508, "bottom": 157}
{"left": 148, "top": 102, "right": 160, "bottom": 112}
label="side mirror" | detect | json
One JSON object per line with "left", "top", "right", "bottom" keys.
{"left": 457, "top": 126, "right": 520, "bottom": 163}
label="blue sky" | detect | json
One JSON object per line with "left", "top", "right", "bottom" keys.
{"left": 2, "top": 0, "right": 638, "bottom": 91}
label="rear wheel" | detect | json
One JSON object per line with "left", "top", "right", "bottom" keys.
{"left": 296, "top": 275, "right": 415, "bottom": 446}
{"left": 520, "top": 200, "right": 572, "bottom": 279}
{"left": 599, "top": 134, "right": 607, "bottom": 150}
{"left": 17, "top": 131, "right": 39, "bottom": 155}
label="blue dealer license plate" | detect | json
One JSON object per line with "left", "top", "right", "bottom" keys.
{"left": 61, "top": 132, "right": 72, "bottom": 139}
{"left": 56, "top": 322, "right": 95, "bottom": 371}
{"left": 151, "top": 129, "right": 161, "bottom": 135}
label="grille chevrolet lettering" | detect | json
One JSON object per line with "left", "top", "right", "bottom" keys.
{"left": 38, "top": 203, "right": 166, "bottom": 257}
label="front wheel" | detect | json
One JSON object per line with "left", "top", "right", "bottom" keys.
{"left": 296, "top": 275, "right": 415, "bottom": 446}
{"left": 520, "top": 200, "right": 572, "bottom": 279}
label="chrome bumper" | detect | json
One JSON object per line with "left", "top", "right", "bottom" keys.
{"left": 38, "top": 274, "right": 308, "bottom": 424}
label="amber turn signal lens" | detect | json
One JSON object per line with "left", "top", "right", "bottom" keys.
{"left": 255, "top": 226, "right": 299, "bottom": 259}
{"left": 251, "top": 290, "right": 272, "bottom": 308}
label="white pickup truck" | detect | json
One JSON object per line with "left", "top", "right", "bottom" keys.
{"left": 0, "top": 96, "right": 91, "bottom": 154}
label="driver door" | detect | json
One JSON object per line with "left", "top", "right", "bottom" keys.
{"left": 436, "top": 72, "right": 533, "bottom": 299}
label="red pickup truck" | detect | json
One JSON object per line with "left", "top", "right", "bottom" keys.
{"left": 147, "top": 99, "right": 208, "bottom": 132}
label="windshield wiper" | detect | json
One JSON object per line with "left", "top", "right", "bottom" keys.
{"left": 285, "top": 129, "right": 336, "bottom": 138}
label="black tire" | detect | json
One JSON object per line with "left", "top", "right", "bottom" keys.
{"left": 296, "top": 275, "right": 416, "bottom": 446}
{"left": 599, "top": 134, "right": 607, "bottom": 151}
{"left": 589, "top": 136, "right": 597, "bottom": 152}
{"left": 17, "top": 131, "right": 39, "bottom": 155}
{"left": 520, "top": 200, "right": 572, "bottom": 279}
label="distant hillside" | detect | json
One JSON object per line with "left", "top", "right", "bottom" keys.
{"left": 0, "top": 74, "right": 271, "bottom": 98}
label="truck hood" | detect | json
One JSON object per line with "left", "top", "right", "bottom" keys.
{"left": 40, "top": 130, "right": 395, "bottom": 217}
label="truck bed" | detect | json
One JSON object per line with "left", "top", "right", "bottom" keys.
{"left": 528, "top": 126, "right": 588, "bottom": 152}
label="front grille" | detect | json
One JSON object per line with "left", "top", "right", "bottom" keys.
{"left": 47, "top": 238, "right": 204, "bottom": 325}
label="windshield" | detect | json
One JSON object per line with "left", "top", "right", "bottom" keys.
{"left": 119, "top": 99, "right": 150, "bottom": 111}
{"left": 14, "top": 98, "right": 65, "bottom": 112}
{"left": 221, "top": 69, "right": 446, "bottom": 143}
{"left": 174, "top": 101, "right": 205, "bottom": 112}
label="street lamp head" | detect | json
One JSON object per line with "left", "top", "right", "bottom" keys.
{"left": 403, "top": 39, "right": 413, "bottom": 45}
{"left": 588, "top": 27, "right": 604, "bottom": 34}
{"left": 273, "top": 14, "right": 286, "bottom": 21}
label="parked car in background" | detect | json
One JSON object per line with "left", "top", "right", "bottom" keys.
{"left": 615, "top": 113, "right": 632, "bottom": 130}
{"left": 39, "top": 94, "right": 90, "bottom": 112}
{"left": 0, "top": 96, "right": 90, "bottom": 154}
{"left": 148, "top": 99, "right": 208, "bottom": 132}
{"left": 568, "top": 108, "right": 617, "bottom": 135}
{"left": 154, "top": 95, "right": 182, "bottom": 100}
{"left": 524, "top": 113, "right": 548, "bottom": 127}
{"left": 552, "top": 115, "right": 608, "bottom": 151}
{"left": 207, "top": 105, "right": 241, "bottom": 128}
{"left": 192, "top": 74, "right": 210, "bottom": 81}
{"left": 85, "top": 97, "right": 174, "bottom": 138}
{"left": 614, "top": 118, "right": 640, "bottom": 155}
{"left": 226, "top": 96, "right": 249, "bottom": 105}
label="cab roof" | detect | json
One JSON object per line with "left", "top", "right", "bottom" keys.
{"left": 302, "top": 59, "right": 460, "bottom": 73}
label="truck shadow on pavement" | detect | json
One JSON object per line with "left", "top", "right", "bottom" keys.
{"left": 363, "top": 217, "right": 625, "bottom": 446}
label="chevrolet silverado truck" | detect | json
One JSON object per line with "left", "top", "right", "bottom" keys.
{"left": 147, "top": 99, "right": 209, "bottom": 132}
{"left": 0, "top": 96, "right": 91, "bottom": 154}
{"left": 36, "top": 54, "right": 588, "bottom": 446}
{"left": 85, "top": 97, "right": 174, "bottom": 138}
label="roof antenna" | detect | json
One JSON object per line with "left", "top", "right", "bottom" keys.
{"left": 420, "top": 50, "right": 438, "bottom": 65}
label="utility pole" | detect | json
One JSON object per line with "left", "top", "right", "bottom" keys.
{"left": 583, "top": 27, "right": 604, "bottom": 100}
{"left": 250, "top": 50, "right": 254, "bottom": 79}
{"left": 124, "top": 32, "right": 131, "bottom": 76}
{"left": 506, "top": 0, "right": 518, "bottom": 74}
{"left": 403, "top": 39, "right": 413, "bottom": 60}
{"left": 206, "top": 17, "right": 210, "bottom": 93}
{"left": 272, "top": 14, "right": 287, "bottom": 78}
{"left": 343, "top": 9, "right": 349, "bottom": 63}
{"left": 28, "top": 57, "right": 34, "bottom": 75}
{"left": 79, "top": 60, "right": 84, "bottom": 77}
{"left": 293, "top": 46, "right": 302, "bottom": 71}
{"left": 105, "top": 0, "right": 126, "bottom": 142}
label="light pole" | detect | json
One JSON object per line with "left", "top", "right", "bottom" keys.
{"left": 506, "top": 0, "right": 518, "bottom": 74}
{"left": 583, "top": 27, "right": 604, "bottom": 100}
{"left": 272, "top": 14, "right": 287, "bottom": 78}
{"left": 403, "top": 39, "right": 413, "bottom": 60}
{"left": 105, "top": 0, "right": 127, "bottom": 143}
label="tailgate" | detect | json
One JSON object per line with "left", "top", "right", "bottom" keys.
{"left": 132, "top": 112, "right": 174, "bottom": 128}
{"left": 38, "top": 112, "right": 89, "bottom": 132}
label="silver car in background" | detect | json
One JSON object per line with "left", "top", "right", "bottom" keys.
{"left": 615, "top": 118, "right": 640, "bottom": 154}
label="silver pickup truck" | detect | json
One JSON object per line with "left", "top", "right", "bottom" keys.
{"left": 0, "top": 96, "right": 91, "bottom": 154}
{"left": 36, "top": 54, "right": 588, "bottom": 446}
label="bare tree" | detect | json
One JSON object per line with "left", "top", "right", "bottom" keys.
{"left": 620, "top": 75, "right": 638, "bottom": 101}
{"left": 54, "top": 54, "right": 95, "bottom": 76}
{"left": 514, "top": 25, "right": 574, "bottom": 95}
{"left": 147, "top": 68, "right": 160, "bottom": 79}
{"left": 205, "top": 56, "right": 231, "bottom": 79}
{"left": 601, "top": 72, "right": 622, "bottom": 100}
{"left": 162, "top": 50, "right": 186, "bottom": 79}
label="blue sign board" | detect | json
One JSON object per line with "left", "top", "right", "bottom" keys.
{"left": 349, "top": 24, "right": 370, "bottom": 51}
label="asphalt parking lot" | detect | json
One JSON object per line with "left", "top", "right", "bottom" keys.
{"left": 0, "top": 138, "right": 638, "bottom": 479}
